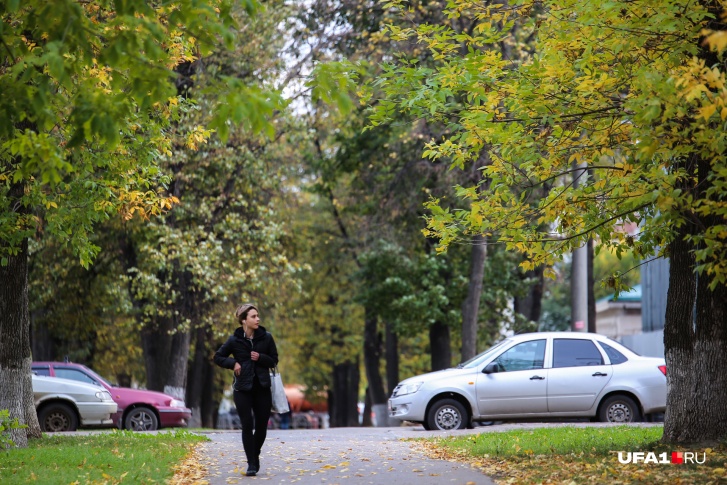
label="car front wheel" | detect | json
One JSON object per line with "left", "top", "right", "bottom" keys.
{"left": 598, "top": 395, "right": 641, "bottom": 423}
{"left": 124, "top": 406, "right": 159, "bottom": 431}
{"left": 426, "top": 398, "right": 468, "bottom": 431}
{"left": 39, "top": 403, "right": 79, "bottom": 432}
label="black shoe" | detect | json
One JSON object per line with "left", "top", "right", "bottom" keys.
{"left": 246, "top": 463, "right": 258, "bottom": 476}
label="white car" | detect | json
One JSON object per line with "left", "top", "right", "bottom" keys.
{"left": 32, "top": 374, "right": 117, "bottom": 432}
{"left": 388, "top": 332, "right": 667, "bottom": 430}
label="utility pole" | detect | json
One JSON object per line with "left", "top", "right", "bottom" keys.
{"left": 571, "top": 161, "right": 588, "bottom": 332}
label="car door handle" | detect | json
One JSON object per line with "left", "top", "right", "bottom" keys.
{"left": 529, "top": 375, "right": 545, "bottom": 380}
{"left": 592, "top": 372, "right": 608, "bottom": 377}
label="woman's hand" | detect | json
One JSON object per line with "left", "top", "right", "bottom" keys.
{"left": 234, "top": 362, "right": 241, "bottom": 375}
{"left": 250, "top": 351, "right": 260, "bottom": 361}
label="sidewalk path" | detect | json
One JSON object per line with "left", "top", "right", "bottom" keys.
{"left": 195, "top": 426, "right": 496, "bottom": 485}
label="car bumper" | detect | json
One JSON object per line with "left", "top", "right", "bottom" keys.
{"left": 158, "top": 407, "right": 192, "bottom": 428}
{"left": 388, "top": 395, "right": 428, "bottom": 422}
{"left": 78, "top": 402, "right": 118, "bottom": 427}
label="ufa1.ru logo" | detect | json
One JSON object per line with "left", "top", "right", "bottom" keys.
{"left": 617, "top": 451, "right": 706, "bottom": 464}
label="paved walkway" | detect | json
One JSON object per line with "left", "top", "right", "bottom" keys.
{"left": 195, "top": 426, "right": 496, "bottom": 485}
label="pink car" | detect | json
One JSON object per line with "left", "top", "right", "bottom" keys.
{"left": 32, "top": 361, "right": 191, "bottom": 431}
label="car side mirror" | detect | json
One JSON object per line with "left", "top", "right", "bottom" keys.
{"left": 483, "top": 362, "right": 499, "bottom": 374}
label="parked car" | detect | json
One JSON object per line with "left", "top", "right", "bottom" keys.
{"left": 388, "top": 332, "right": 667, "bottom": 430}
{"left": 32, "top": 362, "right": 191, "bottom": 431}
{"left": 32, "top": 374, "right": 117, "bottom": 432}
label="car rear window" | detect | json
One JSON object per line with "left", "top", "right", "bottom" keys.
{"left": 553, "top": 339, "right": 604, "bottom": 368}
{"left": 609, "top": 337, "right": 641, "bottom": 356}
{"left": 32, "top": 366, "right": 50, "bottom": 376}
{"left": 598, "top": 341, "right": 629, "bottom": 364}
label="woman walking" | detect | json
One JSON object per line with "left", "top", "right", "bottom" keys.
{"left": 214, "top": 303, "right": 279, "bottom": 476}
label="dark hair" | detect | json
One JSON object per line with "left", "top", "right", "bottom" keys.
{"left": 235, "top": 303, "right": 258, "bottom": 324}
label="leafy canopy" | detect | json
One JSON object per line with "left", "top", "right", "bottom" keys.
{"left": 0, "top": 0, "right": 279, "bottom": 265}
{"left": 367, "top": 0, "right": 727, "bottom": 290}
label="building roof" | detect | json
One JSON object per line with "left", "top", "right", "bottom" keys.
{"left": 597, "top": 284, "right": 642, "bottom": 304}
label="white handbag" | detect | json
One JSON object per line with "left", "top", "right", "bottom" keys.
{"left": 270, "top": 367, "right": 290, "bottom": 413}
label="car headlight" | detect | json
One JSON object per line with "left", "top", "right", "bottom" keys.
{"left": 169, "top": 399, "right": 186, "bottom": 408}
{"left": 95, "top": 391, "right": 113, "bottom": 401}
{"left": 392, "top": 382, "right": 423, "bottom": 397}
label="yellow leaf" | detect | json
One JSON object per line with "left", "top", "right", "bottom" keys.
{"left": 699, "top": 103, "right": 717, "bottom": 120}
{"left": 705, "top": 30, "right": 727, "bottom": 53}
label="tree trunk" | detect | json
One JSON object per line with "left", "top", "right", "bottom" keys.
{"left": 142, "top": 318, "right": 191, "bottom": 398}
{"left": 587, "top": 238, "right": 596, "bottom": 333}
{"left": 30, "top": 308, "right": 53, "bottom": 361}
{"left": 513, "top": 265, "right": 544, "bottom": 323}
{"left": 662, "top": 1, "right": 727, "bottom": 444}
{"left": 662, "top": 233, "right": 727, "bottom": 442}
{"left": 0, "top": 235, "right": 41, "bottom": 447}
{"left": 429, "top": 321, "right": 451, "bottom": 371}
{"left": 196, "top": 321, "right": 217, "bottom": 429}
{"left": 200, "top": 360, "right": 216, "bottom": 429}
{"left": 329, "top": 361, "right": 359, "bottom": 427}
{"left": 461, "top": 235, "right": 487, "bottom": 361}
{"left": 362, "top": 306, "right": 389, "bottom": 426}
{"left": 385, "top": 320, "right": 398, "bottom": 395}
{"left": 362, "top": 386, "right": 373, "bottom": 427}
{"left": 363, "top": 306, "right": 386, "bottom": 404}
{"left": 0, "top": 180, "right": 41, "bottom": 445}
{"left": 141, "top": 268, "right": 192, "bottom": 399}
{"left": 186, "top": 323, "right": 211, "bottom": 428}
{"left": 122, "top": 234, "right": 191, "bottom": 398}
{"left": 663, "top": 159, "right": 727, "bottom": 443}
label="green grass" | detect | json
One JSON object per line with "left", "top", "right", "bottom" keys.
{"left": 0, "top": 430, "right": 207, "bottom": 485}
{"left": 444, "top": 425, "right": 664, "bottom": 456}
{"left": 424, "top": 426, "right": 727, "bottom": 484}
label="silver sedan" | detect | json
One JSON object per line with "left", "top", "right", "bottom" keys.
{"left": 32, "top": 374, "right": 117, "bottom": 432}
{"left": 388, "top": 332, "right": 666, "bottom": 430}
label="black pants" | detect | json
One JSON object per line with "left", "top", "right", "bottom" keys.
{"left": 233, "top": 376, "right": 272, "bottom": 465}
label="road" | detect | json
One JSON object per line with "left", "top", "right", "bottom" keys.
{"left": 194, "top": 422, "right": 661, "bottom": 485}
{"left": 195, "top": 425, "right": 496, "bottom": 485}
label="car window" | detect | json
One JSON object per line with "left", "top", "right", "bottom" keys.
{"left": 461, "top": 339, "right": 510, "bottom": 368}
{"left": 55, "top": 368, "right": 99, "bottom": 386}
{"left": 553, "top": 339, "right": 604, "bottom": 368}
{"left": 32, "top": 366, "right": 50, "bottom": 376}
{"left": 598, "top": 341, "right": 628, "bottom": 364}
{"left": 493, "top": 339, "right": 546, "bottom": 372}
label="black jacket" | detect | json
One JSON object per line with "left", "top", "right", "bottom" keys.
{"left": 214, "top": 325, "right": 279, "bottom": 391}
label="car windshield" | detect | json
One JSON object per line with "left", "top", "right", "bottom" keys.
{"left": 458, "top": 339, "right": 510, "bottom": 369}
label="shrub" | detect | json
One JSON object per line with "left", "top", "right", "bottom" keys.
{"left": 0, "top": 409, "right": 27, "bottom": 450}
